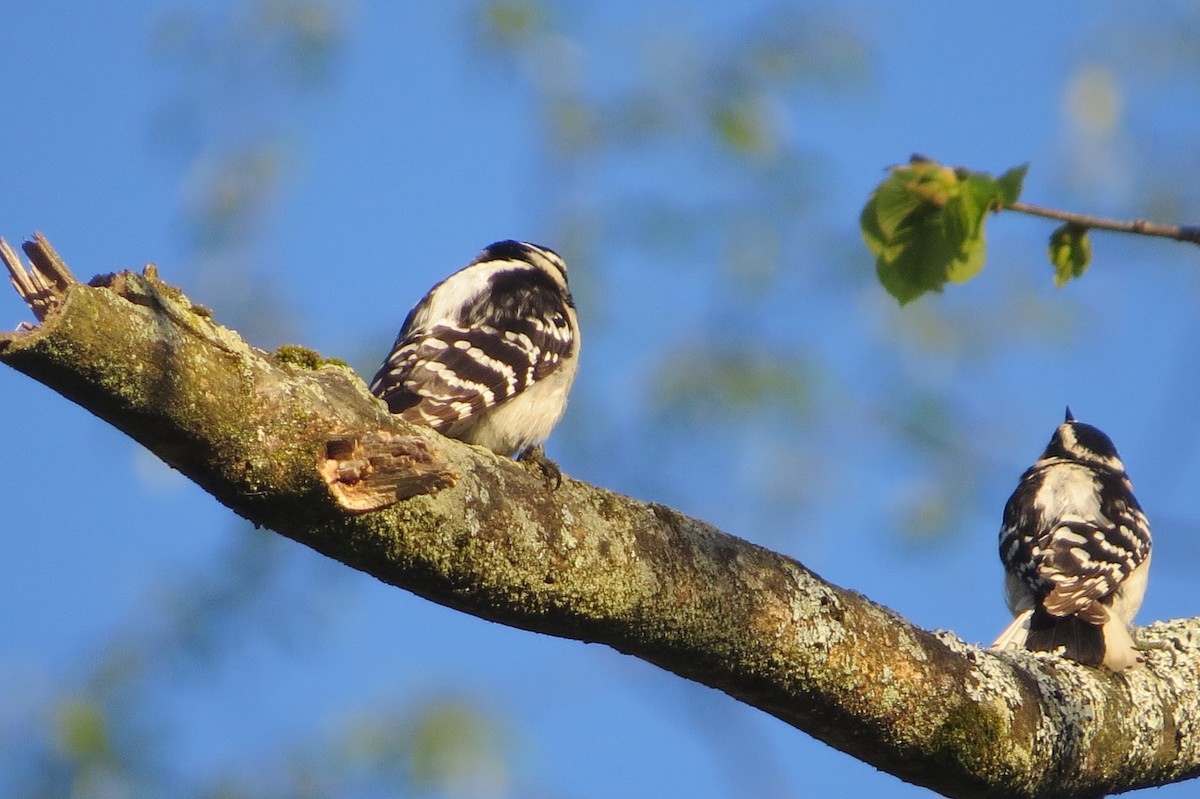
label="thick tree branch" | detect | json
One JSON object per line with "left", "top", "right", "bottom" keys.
{"left": 3, "top": 235, "right": 1200, "bottom": 799}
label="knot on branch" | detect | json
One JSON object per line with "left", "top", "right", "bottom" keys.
{"left": 322, "top": 430, "right": 457, "bottom": 512}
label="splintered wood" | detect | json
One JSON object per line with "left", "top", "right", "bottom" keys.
{"left": 1, "top": 232, "right": 78, "bottom": 324}
{"left": 321, "top": 430, "right": 457, "bottom": 512}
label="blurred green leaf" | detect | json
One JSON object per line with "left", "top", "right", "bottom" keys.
{"left": 654, "top": 345, "right": 813, "bottom": 422}
{"left": 1049, "top": 223, "right": 1092, "bottom": 286}
{"left": 54, "top": 699, "right": 110, "bottom": 762}
{"left": 401, "top": 702, "right": 511, "bottom": 797}
{"left": 712, "top": 97, "right": 772, "bottom": 155}
{"left": 747, "top": 10, "right": 872, "bottom": 89}
{"left": 341, "top": 700, "right": 511, "bottom": 793}
{"left": 485, "top": 0, "right": 540, "bottom": 36}
{"left": 862, "top": 156, "right": 1027, "bottom": 304}
{"left": 898, "top": 483, "right": 954, "bottom": 544}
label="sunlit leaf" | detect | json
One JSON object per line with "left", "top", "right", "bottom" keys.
{"left": 1049, "top": 223, "right": 1092, "bottom": 286}
{"left": 994, "top": 163, "right": 1029, "bottom": 206}
{"left": 861, "top": 156, "right": 1028, "bottom": 303}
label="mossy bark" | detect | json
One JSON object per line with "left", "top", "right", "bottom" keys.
{"left": 2, "top": 247, "right": 1199, "bottom": 799}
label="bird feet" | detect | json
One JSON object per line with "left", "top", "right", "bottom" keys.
{"left": 517, "top": 445, "right": 563, "bottom": 488}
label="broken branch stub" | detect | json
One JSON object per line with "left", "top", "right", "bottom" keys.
{"left": 1, "top": 232, "right": 77, "bottom": 324}
{"left": 0, "top": 233, "right": 455, "bottom": 513}
{"left": 321, "top": 430, "right": 457, "bottom": 511}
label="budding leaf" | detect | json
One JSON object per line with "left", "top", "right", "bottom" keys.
{"left": 1049, "top": 224, "right": 1092, "bottom": 286}
{"left": 862, "top": 156, "right": 1028, "bottom": 304}
{"left": 994, "top": 164, "right": 1029, "bottom": 206}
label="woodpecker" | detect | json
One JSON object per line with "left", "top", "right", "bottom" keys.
{"left": 992, "top": 408, "right": 1151, "bottom": 669}
{"left": 369, "top": 240, "right": 580, "bottom": 466}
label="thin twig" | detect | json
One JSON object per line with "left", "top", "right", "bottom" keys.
{"left": 1007, "top": 201, "right": 1200, "bottom": 245}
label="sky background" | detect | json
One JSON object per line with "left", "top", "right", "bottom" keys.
{"left": 3, "top": 2, "right": 1200, "bottom": 797}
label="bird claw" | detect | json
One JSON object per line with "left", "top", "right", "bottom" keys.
{"left": 518, "top": 445, "right": 563, "bottom": 488}
{"left": 1133, "top": 629, "right": 1181, "bottom": 668}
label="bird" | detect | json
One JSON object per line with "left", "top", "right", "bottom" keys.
{"left": 369, "top": 240, "right": 580, "bottom": 475}
{"left": 992, "top": 408, "right": 1152, "bottom": 669}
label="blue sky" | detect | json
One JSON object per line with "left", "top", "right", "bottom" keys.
{"left": 3, "top": 2, "right": 1200, "bottom": 797}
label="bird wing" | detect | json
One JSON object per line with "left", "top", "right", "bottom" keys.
{"left": 370, "top": 312, "right": 575, "bottom": 431}
{"left": 1037, "top": 510, "right": 1147, "bottom": 623}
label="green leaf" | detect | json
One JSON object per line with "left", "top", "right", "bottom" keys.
{"left": 870, "top": 171, "right": 930, "bottom": 241}
{"left": 861, "top": 156, "right": 1027, "bottom": 303}
{"left": 994, "top": 163, "right": 1029, "bottom": 206}
{"left": 871, "top": 209, "right": 964, "bottom": 304}
{"left": 1048, "top": 224, "right": 1092, "bottom": 286}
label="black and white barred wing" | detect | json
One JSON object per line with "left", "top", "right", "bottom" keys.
{"left": 1036, "top": 502, "right": 1150, "bottom": 623}
{"left": 370, "top": 311, "right": 574, "bottom": 432}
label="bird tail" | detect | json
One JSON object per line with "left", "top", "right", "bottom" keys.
{"left": 1025, "top": 609, "right": 1105, "bottom": 666}
{"left": 991, "top": 609, "right": 1032, "bottom": 651}
{"left": 1009, "top": 608, "right": 1141, "bottom": 670}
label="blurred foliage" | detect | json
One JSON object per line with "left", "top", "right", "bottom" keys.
{"left": 149, "top": 0, "right": 348, "bottom": 346}
{"left": 6, "top": 529, "right": 521, "bottom": 798}
{"left": 174, "top": 698, "right": 515, "bottom": 798}
{"left": 470, "top": 2, "right": 880, "bottom": 538}
{"left": 150, "top": 0, "right": 346, "bottom": 249}
{"left": 5, "top": 530, "right": 353, "bottom": 798}
{"left": 1070, "top": 8, "right": 1200, "bottom": 221}
{"left": 343, "top": 701, "right": 513, "bottom": 796}
{"left": 465, "top": 2, "right": 1056, "bottom": 553}
{"left": 54, "top": 699, "right": 111, "bottom": 764}
{"left": 653, "top": 343, "right": 815, "bottom": 423}
{"left": 1065, "top": 65, "right": 1122, "bottom": 136}
{"left": 480, "top": 0, "right": 545, "bottom": 46}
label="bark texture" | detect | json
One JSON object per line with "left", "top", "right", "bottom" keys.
{"left": 2, "top": 236, "right": 1199, "bottom": 799}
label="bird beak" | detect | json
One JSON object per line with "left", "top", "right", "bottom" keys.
{"left": 1064, "top": 406, "right": 1075, "bottom": 423}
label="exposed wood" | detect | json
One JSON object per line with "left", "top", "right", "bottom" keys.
{"left": 322, "top": 430, "right": 458, "bottom": 511}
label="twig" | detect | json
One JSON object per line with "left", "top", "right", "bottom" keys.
{"left": 1007, "top": 201, "right": 1200, "bottom": 246}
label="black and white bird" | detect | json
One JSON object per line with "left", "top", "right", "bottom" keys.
{"left": 992, "top": 408, "right": 1152, "bottom": 669}
{"left": 369, "top": 240, "right": 580, "bottom": 464}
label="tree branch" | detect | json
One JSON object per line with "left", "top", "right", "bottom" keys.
{"left": 3, "top": 234, "right": 1200, "bottom": 799}
{"left": 1007, "top": 201, "right": 1200, "bottom": 245}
